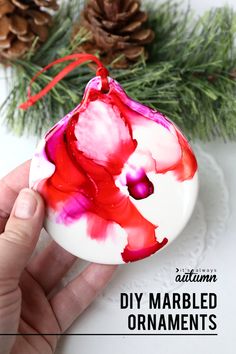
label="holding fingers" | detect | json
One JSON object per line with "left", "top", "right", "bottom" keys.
{"left": 0, "top": 162, "right": 117, "bottom": 354}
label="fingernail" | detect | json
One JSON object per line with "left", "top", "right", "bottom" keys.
{"left": 14, "top": 189, "right": 37, "bottom": 219}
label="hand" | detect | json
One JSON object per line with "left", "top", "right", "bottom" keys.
{"left": 0, "top": 161, "right": 117, "bottom": 354}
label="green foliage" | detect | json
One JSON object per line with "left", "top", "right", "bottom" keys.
{"left": 1, "top": 0, "right": 236, "bottom": 140}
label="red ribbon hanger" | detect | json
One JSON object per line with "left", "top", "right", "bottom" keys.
{"left": 19, "top": 53, "right": 110, "bottom": 110}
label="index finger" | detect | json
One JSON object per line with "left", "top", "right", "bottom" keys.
{"left": 0, "top": 160, "right": 31, "bottom": 233}
{"left": 50, "top": 263, "right": 118, "bottom": 332}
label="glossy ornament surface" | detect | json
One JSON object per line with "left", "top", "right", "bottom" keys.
{"left": 30, "top": 76, "right": 198, "bottom": 264}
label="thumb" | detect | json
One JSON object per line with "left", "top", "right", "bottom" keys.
{"left": 0, "top": 188, "right": 45, "bottom": 285}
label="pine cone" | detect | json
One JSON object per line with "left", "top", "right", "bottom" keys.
{"left": 0, "top": 0, "right": 58, "bottom": 60}
{"left": 76, "top": 0, "right": 155, "bottom": 68}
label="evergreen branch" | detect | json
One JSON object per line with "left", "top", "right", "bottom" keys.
{"left": 1, "top": 0, "right": 236, "bottom": 140}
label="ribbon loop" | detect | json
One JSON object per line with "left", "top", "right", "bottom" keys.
{"left": 19, "top": 54, "right": 110, "bottom": 110}
{"left": 96, "top": 66, "right": 110, "bottom": 93}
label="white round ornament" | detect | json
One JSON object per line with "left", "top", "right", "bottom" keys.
{"left": 22, "top": 55, "right": 198, "bottom": 264}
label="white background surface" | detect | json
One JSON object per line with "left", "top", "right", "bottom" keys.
{"left": 0, "top": 1, "right": 236, "bottom": 353}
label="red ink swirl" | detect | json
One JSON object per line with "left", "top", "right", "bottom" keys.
{"left": 38, "top": 78, "right": 197, "bottom": 262}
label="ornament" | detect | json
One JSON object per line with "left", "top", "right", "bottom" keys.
{"left": 75, "top": 0, "right": 154, "bottom": 68}
{"left": 20, "top": 54, "right": 198, "bottom": 264}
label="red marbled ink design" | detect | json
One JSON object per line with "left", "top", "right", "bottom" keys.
{"left": 37, "top": 77, "right": 197, "bottom": 263}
